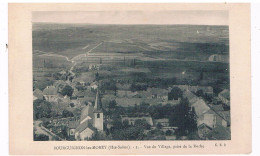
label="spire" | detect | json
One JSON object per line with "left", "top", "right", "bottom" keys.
{"left": 94, "top": 87, "right": 102, "bottom": 112}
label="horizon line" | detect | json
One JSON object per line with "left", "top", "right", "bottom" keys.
{"left": 32, "top": 22, "right": 229, "bottom": 26}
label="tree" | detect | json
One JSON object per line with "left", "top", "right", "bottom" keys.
{"left": 108, "top": 100, "right": 117, "bottom": 110}
{"left": 33, "top": 99, "right": 52, "bottom": 120}
{"left": 33, "top": 80, "right": 54, "bottom": 91}
{"left": 156, "top": 123, "right": 163, "bottom": 129}
{"left": 135, "top": 119, "right": 151, "bottom": 130}
{"left": 196, "top": 89, "right": 204, "bottom": 97}
{"left": 61, "top": 85, "right": 74, "bottom": 96}
{"left": 169, "top": 98, "right": 197, "bottom": 137}
{"left": 95, "top": 72, "right": 100, "bottom": 81}
{"left": 168, "top": 87, "right": 183, "bottom": 100}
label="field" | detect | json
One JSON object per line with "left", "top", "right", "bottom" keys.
{"left": 33, "top": 23, "right": 230, "bottom": 91}
{"left": 33, "top": 23, "right": 229, "bottom": 61}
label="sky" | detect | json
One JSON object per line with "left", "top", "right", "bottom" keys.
{"left": 32, "top": 10, "right": 228, "bottom": 25}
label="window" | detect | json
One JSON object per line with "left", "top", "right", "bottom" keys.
{"left": 97, "top": 113, "right": 100, "bottom": 118}
{"left": 213, "top": 56, "right": 217, "bottom": 61}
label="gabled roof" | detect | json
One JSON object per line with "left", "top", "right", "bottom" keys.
{"left": 80, "top": 105, "right": 94, "bottom": 122}
{"left": 218, "top": 111, "right": 231, "bottom": 124}
{"left": 183, "top": 90, "right": 199, "bottom": 104}
{"left": 68, "top": 121, "right": 79, "bottom": 129}
{"left": 191, "top": 99, "right": 210, "bottom": 116}
{"left": 207, "top": 125, "right": 231, "bottom": 140}
{"left": 210, "top": 104, "right": 224, "bottom": 112}
{"left": 94, "top": 88, "right": 103, "bottom": 113}
{"left": 53, "top": 80, "right": 67, "bottom": 88}
{"left": 198, "top": 123, "right": 213, "bottom": 130}
{"left": 75, "top": 120, "right": 95, "bottom": 133}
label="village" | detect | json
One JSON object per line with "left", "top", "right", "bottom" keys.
{"left": 33, "top": 60, "right": 231, "bottom": 141}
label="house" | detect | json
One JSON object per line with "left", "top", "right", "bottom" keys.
{"left": 43, "top": 86, "right": 58, "bottom": 102}
{"left": 146, "top": 88, "right": 168, "bottom": 101}
{"left": 206, "top": 125, "right": 231, "bottom": 140}
{"left": 218, "top": 111, "right": 230, "bottom": 127}
{"left": 121, "top": 114, "right": 154, "bottom": 126}
{"left": 53, "top": 80, "right": 68, "bottom": 92}
{"left": 59, "top": 70, "right": 67, "bottom": 75}
{"left": 33, "top": 88, "right": 44, "bottom": 100}
{"left": 209, "top": 104, "right": 224, "bottom": 112}
{"left": 70, "top": 98, "right": 81, "bottom": 107}
{"left": 153, "top": 118, "right": 170, "bottom": 127}
{"left": 197, "top": 109, "right": 230, "bottom": 139}
{"left": 197, "top": 123, "right": 213, "bottom": 139}
{"left": 190, "top": 86, "right": 214, "bottom": 95}
{"left": 183, "top": 90, "right": 200, "bottom": 104}
{"left": 171, "top": 85, "right": 214, "bottom": 95}
{"left": 191, "top": 99, "right": 210, "bottom": 116}
{"left": 75, "top": 88, "right": 103, "bottom": 140}
{"left": 67, "top": 120, "right": 79, "bottom": 138}
{"left": 72, "top": 73, "right": 95, "bottom": 86}
{"left": 218, "top": 89, "right": 230, "bottom": 106}
{"left": 90, "top": 82, "right": 98, "bottom": 90}
{"left": 88, "top": 64, "right": 102, "bottom": 71}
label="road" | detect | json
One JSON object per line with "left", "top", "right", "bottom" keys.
{"left": 34, "top": 121, "right": 64, "bottom": 141}
{"left": 68, "top": 42, "right": 103, "bottom": 76}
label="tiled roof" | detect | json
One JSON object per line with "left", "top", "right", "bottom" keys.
{"left": 207, "top": 126, "right": 231, "bottom": 140}
{"left": 80, "top": 105, "right": 94, "bottom": 122}
{"left": 68, "top": 121, "right": 79, "bottom": 129}
{"left": 191, "top": 99, "right": 210, "bottom": 116}
{"left": 75, "top": 120, "right": 95, "bottom": 133}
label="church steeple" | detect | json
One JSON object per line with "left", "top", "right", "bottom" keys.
{"left": 93, "top": 86, "right": 103, "bottom": 131}
{"left": 94, "top": 87, "right": 103, "bottom": 113}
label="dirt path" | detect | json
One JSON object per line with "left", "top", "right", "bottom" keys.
{"left": 68, "top": 42, "right": 103, "bottom": 76}
{"left": 34, "top": 121, "right": 64, "bottom": 141}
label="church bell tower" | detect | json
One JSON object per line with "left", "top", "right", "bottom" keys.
{"left": 93, "top": 88, "right": 103, "bottom": 131}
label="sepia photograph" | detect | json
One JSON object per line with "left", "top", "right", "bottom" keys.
{"left": 32, "top": 10, "right": 230, "bottom": 141}
{"left": 9, "top": 3, "right": 251, "bottom": 155}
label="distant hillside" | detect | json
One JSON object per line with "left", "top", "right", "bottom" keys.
{"left": 33, "top": 23, "right": 229, "bottom": 60}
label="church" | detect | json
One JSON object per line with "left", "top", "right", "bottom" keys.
{"left": 74, "top": 88, "right": 103, "bottom": 140}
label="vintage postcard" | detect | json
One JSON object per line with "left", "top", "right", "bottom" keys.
{"left": 9, "top": 3, "right": 251, "bottom": 155}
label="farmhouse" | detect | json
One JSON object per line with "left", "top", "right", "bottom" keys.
{"left": 147, "top": 88, "right": 168, "bottom": 100}
{"left": 53, "top": 80, "right": 68, "bottom": 92}
{"left": 197, "top": 109, "right": 230, "bottom": 139}
{"left": 43, "top": 86, "right": 58, "bottom": 102}
{"left": 67, "top": 120, "right": 79, "bottom": 138}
